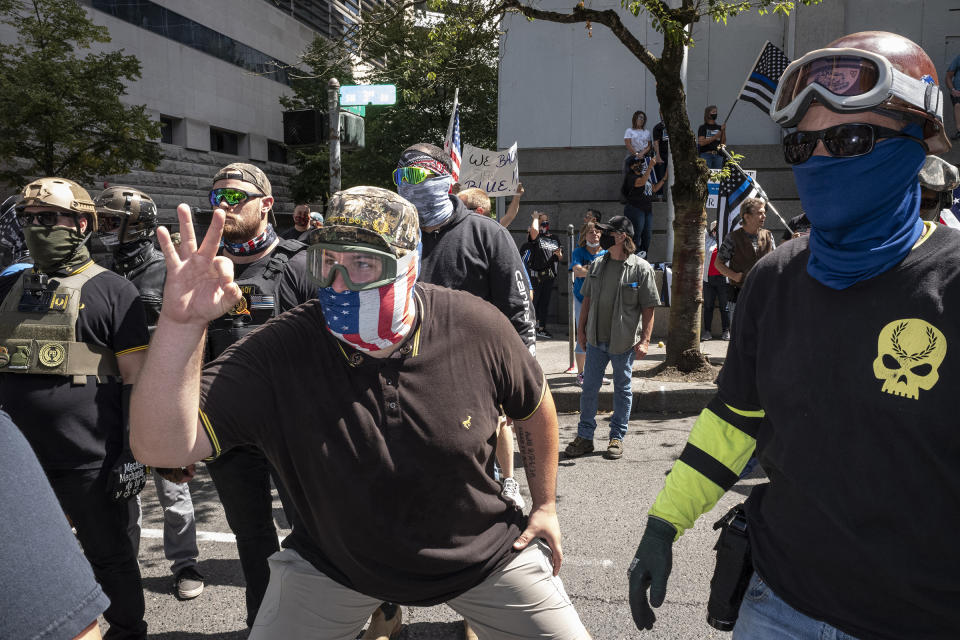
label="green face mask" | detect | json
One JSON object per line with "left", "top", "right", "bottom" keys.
{"left": 22, "top": 226, "right": 90, "bottom": 274}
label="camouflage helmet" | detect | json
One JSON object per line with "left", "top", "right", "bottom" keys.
{"left": 313, "top": 186, "right": 420, "bottom": 257}
{"left": 18, "top": 177, "right": 97, "bottom": 232}
{"left": 94, "top": 186, "right": 158, "bottom": 243}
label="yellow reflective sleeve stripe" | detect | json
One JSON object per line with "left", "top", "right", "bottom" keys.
{"left": 198, "top": 409, "right": 221, "bottom": 461}
{"left": 115, "top": 345, "right": 148, "bottom": 357}
{"left": 648, "top": 398, "right": 761, "bottom": 537}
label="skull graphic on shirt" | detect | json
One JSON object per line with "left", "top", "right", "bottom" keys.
{"left": 872, "top": 319, "right": 947, "bottom": 400}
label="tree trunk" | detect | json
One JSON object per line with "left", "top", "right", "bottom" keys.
{"left": 657, "top": 38, "right": 710, "bottom": 371}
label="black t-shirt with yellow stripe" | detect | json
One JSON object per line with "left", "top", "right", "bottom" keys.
{"left": 717, "top": 226, "right": 960, "bottom": 639}
{"left": 199, "top": 282, "right": 545, "bottom": 605}
{"left": 0, "top": 263, "right": 149, "bottom": 471}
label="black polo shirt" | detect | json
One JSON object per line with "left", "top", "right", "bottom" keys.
{"left": 199, "top": 283, "right": 545, "bottom": 605}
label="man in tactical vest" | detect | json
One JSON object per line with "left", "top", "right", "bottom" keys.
{"left": 0, "top": 177, "right": 150, "bottom": 639}
{"left": 204, "top": 163, "right": 314, "bottom": 627}
{"left": 95, "top": 185, "right": 206, "bottom": 601}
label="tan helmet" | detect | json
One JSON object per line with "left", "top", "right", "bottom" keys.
{"left": 18, "top": 177, "right": 97, "bottom": 232}
{"left": 94, "top": 186, "right": 158, "bottom": 243}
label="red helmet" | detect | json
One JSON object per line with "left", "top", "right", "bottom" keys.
{"left": 772, "top": 31, "right": 950, "bottom": 154}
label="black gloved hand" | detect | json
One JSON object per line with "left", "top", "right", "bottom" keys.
{"left": 106, "top": 451, "right": 147, "bottom": 502}
{"left": 628, "top": 516, "right": 677, "bottom": 630}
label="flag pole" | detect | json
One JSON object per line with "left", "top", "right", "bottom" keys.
{"left": 723, "top": 41, "right": 771, "bottom": 125}
{"left": 716, "top": 144, "right": 790, "bottom": 231}
{"left": 444, "top": 87, "right": 460, "bottom": 149}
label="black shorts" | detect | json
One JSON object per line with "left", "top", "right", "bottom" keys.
{"left": 952, "top": 93, "right": 960, "bottom": 106}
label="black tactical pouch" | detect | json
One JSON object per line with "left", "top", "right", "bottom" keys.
{"left": 707, "top": 503, "right": 753, "bottom": 631}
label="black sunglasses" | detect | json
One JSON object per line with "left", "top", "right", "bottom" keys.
{"left": 16, "top": 210, "right": 63, "bottom": 227}
{"left": 708, "top": 113, "right": 718, "bottom": 119}
{"left": 782, "top": 123, "right": 925, "bottom": 165}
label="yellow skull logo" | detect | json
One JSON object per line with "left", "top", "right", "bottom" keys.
{"left": 872, "top": 319, "right": 947, "bottom": 400}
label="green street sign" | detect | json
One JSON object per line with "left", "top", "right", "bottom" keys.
{"left": 340, "top": 84, "right": 396, "bottom": 106}
{"left": 343, "top": 105, "right": 366, "bottom": 117}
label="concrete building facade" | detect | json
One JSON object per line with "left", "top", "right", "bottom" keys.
{"left": 0, "top": 0, "right": 381, "bottom": 221}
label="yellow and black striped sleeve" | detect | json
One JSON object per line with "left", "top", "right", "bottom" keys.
{"left": 649, "top": 396, "right": 763, "bottom": 539}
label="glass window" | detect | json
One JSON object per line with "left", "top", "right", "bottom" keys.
{"left": 159, "top": 116, "right": 176, "bottom": 144}
{"left": 210, "top": 128, "right": 239, "bottom": 155}
{"left": 90, "top": 0, "right": 291, "bottom": 85}
{"left": 267, "top": 140, "right": 288, "bottom": 164}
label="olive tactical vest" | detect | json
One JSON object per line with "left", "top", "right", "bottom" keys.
{"left": 0, "top": 263, "right": 120, "bottom": 383}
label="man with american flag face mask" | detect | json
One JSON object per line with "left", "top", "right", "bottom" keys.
{"left": 130, "top": 186, "right": 591, "bottom": 640}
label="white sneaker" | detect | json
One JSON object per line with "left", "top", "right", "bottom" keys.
{"left": 501, "top": 477, "right": 525, "bottom": 510}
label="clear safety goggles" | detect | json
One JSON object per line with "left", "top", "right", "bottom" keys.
{"left": 770, "top": 48, "right": 942, "bottom": 127}
{"left": 306, "top": 243, "right": 398, "bottom": 291}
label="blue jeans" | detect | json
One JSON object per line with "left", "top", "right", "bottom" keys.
{"left": 700, "top": 151, "right": 723, "bottom": 169}
{"left": 734, "top": 573, "right": 862, "bottom": 640}
{"left": 623, "top": 204, "right": 652, "bottom": 254}
{"left": 578, "top": 342, "right": 635, "bottom": 441}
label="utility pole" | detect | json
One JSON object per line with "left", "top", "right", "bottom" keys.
{"left": 328, "top": 77, "right": 341, "bottom": 193}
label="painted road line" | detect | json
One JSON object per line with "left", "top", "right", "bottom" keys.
{"left": 140, "top": 529, "right": 617, "bottom": 569}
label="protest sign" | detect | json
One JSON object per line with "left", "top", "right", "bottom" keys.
{"left": 459, "top": 143, "right": 519, "bottom": 196}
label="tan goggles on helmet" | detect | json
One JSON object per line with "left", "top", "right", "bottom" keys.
{"left": 771, "top": 48, "right": 942, "bottom": 127}
{"left": 306, "top": 243, "right": 398, "bottom": 291}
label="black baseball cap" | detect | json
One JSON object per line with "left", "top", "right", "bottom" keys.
{"left": 598, "top": 215, "right": 634, "bottom": 238}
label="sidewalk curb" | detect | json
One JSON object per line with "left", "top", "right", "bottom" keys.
{"left": 549, "top": 381, "right": 716, "bottom": 415}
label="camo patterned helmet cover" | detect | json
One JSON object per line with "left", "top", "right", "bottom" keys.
{"left": 315, "top": 186, "right": 420, "bottom": 257}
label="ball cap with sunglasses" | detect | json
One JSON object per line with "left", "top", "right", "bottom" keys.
{"left": 131, "top": 185, "right": 584, "bottom": 638}
{"left": 629, "top": 32, "right": 960, "bottom": 639}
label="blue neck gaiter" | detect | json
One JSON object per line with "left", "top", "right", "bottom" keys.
{"left": 792, "top": 128, "right": 926, "bottom": 290}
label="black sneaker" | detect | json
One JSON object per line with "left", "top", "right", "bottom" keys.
{"left": 174, "top": 566, "right": 205, "bottom": 600}
{"left": 536, "top": 328, "right": 553, "bottom": 339}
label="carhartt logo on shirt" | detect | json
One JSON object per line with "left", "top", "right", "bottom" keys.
{"left": 462, "top": 416, "right": 472, "bottom": 429}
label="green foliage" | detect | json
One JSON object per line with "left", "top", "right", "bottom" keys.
{"left": 0, "top": 0, "right": 161, "bottom": 187}
{"left": 620, "top": 0, "right": 821, "bottom": 44}
{"left": 283, "top": 0, "right": 499, "bottom": 204}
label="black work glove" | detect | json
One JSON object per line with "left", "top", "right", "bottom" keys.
{"left": 628, "top": 516, "right": 677, "bottom": 630}
{"left": 106, "top": 450, "right": 147, "bottom": 502}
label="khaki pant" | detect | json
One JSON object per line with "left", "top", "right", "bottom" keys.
{"left": 250, "top": 541, "right": 588, "bottom": 640}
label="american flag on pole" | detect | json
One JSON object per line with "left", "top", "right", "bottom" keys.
{"left": 738, "top": 42, "right": 790, "bottom": 115}
{"left": 444, "top": 93, "right": 462, "bottom": 181}
{"left": 716, "top": 170, "right": 760, "bottom": 246}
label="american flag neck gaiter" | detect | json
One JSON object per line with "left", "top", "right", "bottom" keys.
{"left": 317, "top": 249, "right": 419, "bottom": 352}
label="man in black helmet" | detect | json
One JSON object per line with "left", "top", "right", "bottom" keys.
{"left": 95, "top": 185, "right": 205, "bottom": 601}
{"left": 628, "top": 31, "right": 960, "bottom": 640}
{"left": 131, "top": 186, "right": 590, "bottom": 640}
{"left": 0, "top": 177, "right": 150, "bottom": 639}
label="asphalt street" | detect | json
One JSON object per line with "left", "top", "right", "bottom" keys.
{"left": 130, "top": 411, "right": 764, "bottom": 639}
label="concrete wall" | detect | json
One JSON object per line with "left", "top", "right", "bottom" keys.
{"left": 499, "top": 0, "right": 959, "bottom": 150}
{"left": 81, "top": 1, "right": 317, "bottom": 155}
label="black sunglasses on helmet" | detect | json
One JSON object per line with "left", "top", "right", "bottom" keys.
{"left": 782, "top": 122, "right": 926, "bottom": 165}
